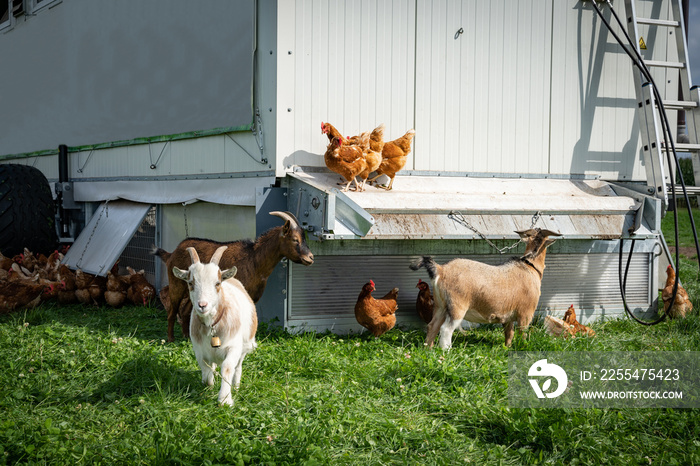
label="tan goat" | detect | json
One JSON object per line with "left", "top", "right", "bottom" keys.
{"left": 410, "top": 228, "right": 559, "bottom": 347}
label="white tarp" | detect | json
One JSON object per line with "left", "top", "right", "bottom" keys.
{"left": 73, "top": 177, "right": 275, "bottom": 206}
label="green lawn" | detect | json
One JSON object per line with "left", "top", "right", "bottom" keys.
{"left": 661, "top": 205, "right": 700, "bottom": 250}
{"left": 0, "top": 209, "right": 699, "bottom": 464}
{"left": 1, "top": 301, "right": 699, "bottom": 464}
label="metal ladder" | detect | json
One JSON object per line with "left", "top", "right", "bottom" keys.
{"left": 623, "top": 0, "right": 700, "bottom": 206}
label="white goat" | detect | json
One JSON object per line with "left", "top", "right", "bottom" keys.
{"left": 411, "top": 228, "right": 559, "bottom": 348}
{"left": 173, "top": 246, "right": 258, "bottom": 406}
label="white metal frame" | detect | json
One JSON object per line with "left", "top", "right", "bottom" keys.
{"left": 0, "top": 0, "right": 15, "bottom": 32}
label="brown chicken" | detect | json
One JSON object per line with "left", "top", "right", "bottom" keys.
{"left": 324, "top": 133, "right": 370, "bottom": 192}
{"left": 321, "top": 121, "right": 345, "bottom": 144}
{"left": 415, "top": 279, "right": 434, "bottom": 324}
{"left": 126, "top": 266, "right": 156, "bottom": 306}
{"left": 367, "top": 129, "right": 416, "bottom": 190}
{"left": 358, "top": 124, "right": 385, "bottom": 190}
{"left": 57, "top": 265, "right": 78, "bottom": 305}
{"left": 544, "top": 305, "right": 595, "bottom": 338}
{"left": 74, "top": 269, "right": 95, "bottom": 305}
{"left": 20, "top": 248, "right": 38, "bottom": 271}
{"left": 0, "top": 281, "right": 47, "bottom": 313}
{"left": 354, "top": 280, "right": 399, "bottom": 337}
{"left": 663, "top": 265, "right": 693, "bottom": 319}
{"left": 87, "top": 264, "right": 115, "bottom": 306}
{"left": 0, "top": 252, "right": 14, "bottom": 271}
{"left": 105, "top": 271, "right": 130, "bottom": 307}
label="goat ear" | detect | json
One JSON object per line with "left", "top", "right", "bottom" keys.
{"left": 515, "top": 229, "right": 538, "bottom": 240}
{"left": 221, "top": 266, "right": 238, "bottom": 281}
{"left": 543, "top": 238, "right": 557, "bottom": 249}
{"left": 172, "top": 267, "right": 189, "bottom": 282}
{"left": 539, "top": 229, "right": 561, "bottom": 238}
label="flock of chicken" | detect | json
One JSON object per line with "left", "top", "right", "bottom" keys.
{"left": 0, "top": 248, "right": 156, "bottom": 313}
{"left": 353, "top": 278, "right": 435, "bottom": 337}
{"left": 321, "top": 122, "right": 416, "bottom": 192}
{"left": 357, "top": 263, "right": 693, "bottom": 339}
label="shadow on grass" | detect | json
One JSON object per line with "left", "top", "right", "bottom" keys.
{"left": 7, "top": 303, "right": 178, "bottom": 343}
{"left": 85, "top": 354, "right": 200, "bottom": 403}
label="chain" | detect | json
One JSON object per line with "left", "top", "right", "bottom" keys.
{"left": 77, "top": 150, "right": 95, "bottom": 173}
{"left": 77, "top": 200, "right": 108, "bottom": 269}
{"left": 448, "top": 210, "right": 543, "bottom": 254}
{"left": 183, "top": 202, "right": 189, "bottom": 237}
{"left": 148, "top": 140, "right": 170, "bottom": 169}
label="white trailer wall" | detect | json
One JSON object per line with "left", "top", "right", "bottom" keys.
{"left": 276, "top": 0, "right": 678, "bottom": 181}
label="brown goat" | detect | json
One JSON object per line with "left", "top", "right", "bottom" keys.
{"left": 153, "top": 211, "right": 314, "bottom": 342}
{"left": 410, "top": 228, "right": 559, "bottom": 347}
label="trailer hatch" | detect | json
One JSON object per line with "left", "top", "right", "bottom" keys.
{"left": 62, "top": 200, "right": 151, "bottom": 276}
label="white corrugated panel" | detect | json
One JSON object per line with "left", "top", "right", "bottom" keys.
{"left": 289, "top": 253, "right": 651, "bottom": 327}
{"left": 277, "top": 0, "right": 416, "bottom": 172}
{"left": 414, "top": 0, "right": 553, "bottom": 174}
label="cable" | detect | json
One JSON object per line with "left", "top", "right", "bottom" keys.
{"left": 590, "top": 0, "right": 700, "bottom": 324}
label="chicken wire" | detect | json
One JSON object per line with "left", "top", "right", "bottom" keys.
{"left": 117, "top": 206, "right": 157, "bottom": 284}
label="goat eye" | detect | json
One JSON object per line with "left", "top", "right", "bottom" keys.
{"left": 215, "top": 281, "right": 221, "bottom": 287}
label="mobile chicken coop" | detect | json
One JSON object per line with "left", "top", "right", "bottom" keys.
{"left": 1, "top": 0, "right": 698, "bottom": 333}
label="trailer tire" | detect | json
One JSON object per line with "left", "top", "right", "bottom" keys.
{"left": 0, "top": 164, "right": 58, "bottom": 257}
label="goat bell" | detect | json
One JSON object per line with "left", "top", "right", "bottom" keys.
{"left": 211, "top": 336, "right": 221, "bottom": 348}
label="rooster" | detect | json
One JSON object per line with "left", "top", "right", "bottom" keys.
{"left": 354, "top": 280, "right": 399, "bottom": 337}
{"left": 415, "top": 279, "right": 434, "bottom": 325}
{"left": 367, "top": 129, "right": 416, "bottom": 190}
{"left": 324, "top": 133, "right": 370, "bottom": 192}
{"left": 663, "top": 265, "right": 693, "bottom": 319}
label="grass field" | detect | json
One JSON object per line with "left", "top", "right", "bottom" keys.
{"left": 1, "top": 216, "right": 699, "bottom": 464}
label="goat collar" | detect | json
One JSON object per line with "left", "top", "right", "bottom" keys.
{"left": 198, "top": 307, "right": 226, "bottom": 347}
{"left": 520, "top": 257, "right": 543, "bottom": 279}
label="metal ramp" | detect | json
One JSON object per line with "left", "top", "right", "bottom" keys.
{"left": 623, "top": 0, "right": 700, "bottom": 206}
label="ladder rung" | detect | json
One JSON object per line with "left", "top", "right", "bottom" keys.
{"left": 674, "top": 143, "right": 700, "bottom": 152}
{"left": 659, "top": 100, "right": 699, "bottom": 110}
{"left": 645, "top": 60, "right": 685, "bottom": 69}
{"left": 636, "top": 18, "right": 680, "bottom": 27}
{"left": 668, "top": 185, "right": 700, "bottom": 196}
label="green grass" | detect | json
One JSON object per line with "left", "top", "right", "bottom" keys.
{"left": 1, "top": 302, "right": 699, "bottom": 465}
{"left": 0, "top": 212, "right": 699, "bottom": 464}
{"left": 661, "top": 206, "right": 700, "bottom": 250}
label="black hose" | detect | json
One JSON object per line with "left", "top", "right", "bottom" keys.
{"left": 603, "top": 0, "right": 700, "bottom": 266}
{"left": 590, "top": 1, "right": 700, "bottom": 323}
{"left": 619, "top": 239, "right": 668, "bottom": 325}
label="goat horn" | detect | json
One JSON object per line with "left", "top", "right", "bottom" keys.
{"left": 186, "top": 247, "right": 200, "bottom": 264}
{"left": 270, "top": 211, "right": 300, "bottom": 229}
{"left": 210, "top": 246, "right": 227, "bottom": 266}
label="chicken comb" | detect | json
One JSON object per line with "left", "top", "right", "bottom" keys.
{"left": 369, "top": 279, "right": 375, "bottom": 288}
